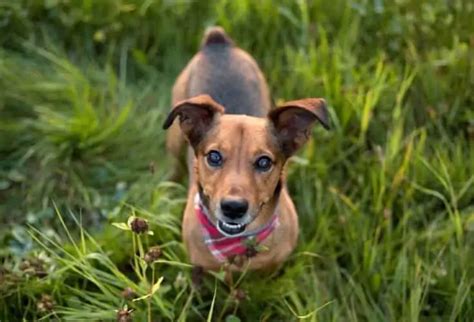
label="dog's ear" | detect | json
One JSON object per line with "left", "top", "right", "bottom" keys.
{"left": 268, "top": 98, "right": 329, "bottom": 157}
{"left": 163, "top": 94, "right": 225, "bottom": 148}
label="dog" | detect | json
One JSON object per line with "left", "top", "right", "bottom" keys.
{"left": 163, "top": 27, "right": 329, "bottom": 271}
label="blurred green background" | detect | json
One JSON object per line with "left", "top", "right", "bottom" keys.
{"left": 0, "top": 0, "right": 473, "bottom": 321}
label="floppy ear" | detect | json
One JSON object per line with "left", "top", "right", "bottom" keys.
{"left": 268, "top": 98, "right": 329, "bottom": 157}
{"left": 162, "top": 94, "right": 225, "bottom": 148}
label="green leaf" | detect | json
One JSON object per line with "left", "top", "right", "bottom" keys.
{"left": 132, "top": 277, "right": 164, "bottom": 302}
{"left": 151, "top": 276, "right": 164, "bottom": 295}
{"left": 225, "top": 315, "right": 241, "bottom": 322}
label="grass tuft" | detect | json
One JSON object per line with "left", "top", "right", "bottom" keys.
{"left": 1, "top": 0, "right": 473, "bottom": 321}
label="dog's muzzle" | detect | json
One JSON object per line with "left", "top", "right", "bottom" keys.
{"left": 218, "top": 198, "right": 249, "bottom": 235}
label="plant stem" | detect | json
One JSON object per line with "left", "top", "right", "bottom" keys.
{"left": 148, "top": 265, "right": 155, "bottom": 322}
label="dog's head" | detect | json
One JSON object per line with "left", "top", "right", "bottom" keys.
{"left": 163, "top": 94, "right": 329, "bottom": 236}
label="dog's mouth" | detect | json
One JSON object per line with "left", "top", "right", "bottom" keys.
{"left": 217, "top": 219, "right": 247, "bottom": 236}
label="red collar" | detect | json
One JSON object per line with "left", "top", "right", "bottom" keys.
{"left": 194, "top": 194, "right": 279, "bottom": 263}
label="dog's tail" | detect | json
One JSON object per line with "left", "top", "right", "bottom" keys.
{"left": 201, "top": 26, "right": 234, "bottom": 48}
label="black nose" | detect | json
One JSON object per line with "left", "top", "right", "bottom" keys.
{"left": 220, "top": 198, "right": 249, "bottom": 219}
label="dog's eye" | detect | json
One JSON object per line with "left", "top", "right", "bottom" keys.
{"left": 206, "top": 150, "right": 223, "bottom": 167}
{"left": 255, "top": 156, "right": 273, "bottom": 172}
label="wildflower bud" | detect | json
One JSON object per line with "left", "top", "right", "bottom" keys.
{"left": 338, "top": 215, "right": 347, "bottom": 225}
{"left": 130, "top": 217, "right": 149, "bottom": 234}
{"left": 121, "top": 287, "right": 136, "bottom": 300}
{"left": 116, "top": 307, "right": 133, "bottom": 322}
{"left": 37, "top": 294, "right": 54, "bottom": 313}
{"left": 173, "top": 272, "right": 186, "bottom": 289}
{"left": 144, "top": 246, "right": 161, "bottom": 264}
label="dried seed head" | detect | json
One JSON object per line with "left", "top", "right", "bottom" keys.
{"left": 243, "top": 237, "right": 264, "bottom": 258}
{"left": 37, "top": 294, "right": 54, "bottom": 313}
{"left": 20, "top": 258, "right": 47, "bottom": 278}
{"left": 467, "top": 122, "right": 474, "bottom": 140}
{"left": 229, "top": 255, "right": 245, "bottom": 268}
{"left": 130, "top": 217, "right": 149, "bottom": 234}
{"left": 0, "top": 266, "right": 6, "bottom": 282}
{"left": 191, "top": 266, "right": 204, "bottom": 289}
{"left": 245, "top": 246, "right": 258, "bottom": 258}
{"left": 232, "top": 288, "right": 247, "bottom": 302}
{"left": 144, "top": 246, "right": 161, "bottom": 264}
{"left": 0, "top": 267, "right": 20, "bottom": 285}
{"left": 19, "top": 260, "right": 30, "bottom": 271}
{"left": 149, "top": 161, "right": 155, "bottom": 174}
{"left": 116, "top": 307, "right": 133, "bottom": 322}
{"left": 121, "top": 287, "right": 136, "bottom": 300}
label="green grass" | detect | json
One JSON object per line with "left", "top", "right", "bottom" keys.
{"left": 0, "top": 0, "right": 473, "bottom": 321}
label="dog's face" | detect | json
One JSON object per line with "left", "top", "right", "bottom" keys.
{"left": 163, "top": 95, "right": 329, "bottom": 236}
{"left": 194, "top": 115, "right": 284, "bottom": 235}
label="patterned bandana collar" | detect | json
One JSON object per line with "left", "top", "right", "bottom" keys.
{"left": 194, "top": 194, "right": 280, "bottom": 263}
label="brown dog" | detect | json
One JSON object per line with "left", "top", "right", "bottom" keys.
{"left": 163, "top": 27, "right": 329, "bottom": 271}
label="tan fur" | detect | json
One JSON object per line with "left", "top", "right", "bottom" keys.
{"left": 182, "top": 116, "right": 299, "bottom": 271}
{"left": 163, "top": 28, "right": 329, "bottom": 272}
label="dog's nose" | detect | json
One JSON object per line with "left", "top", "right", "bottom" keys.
{"left": 220, "top": 198, "right": 249, "bottom": 219}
